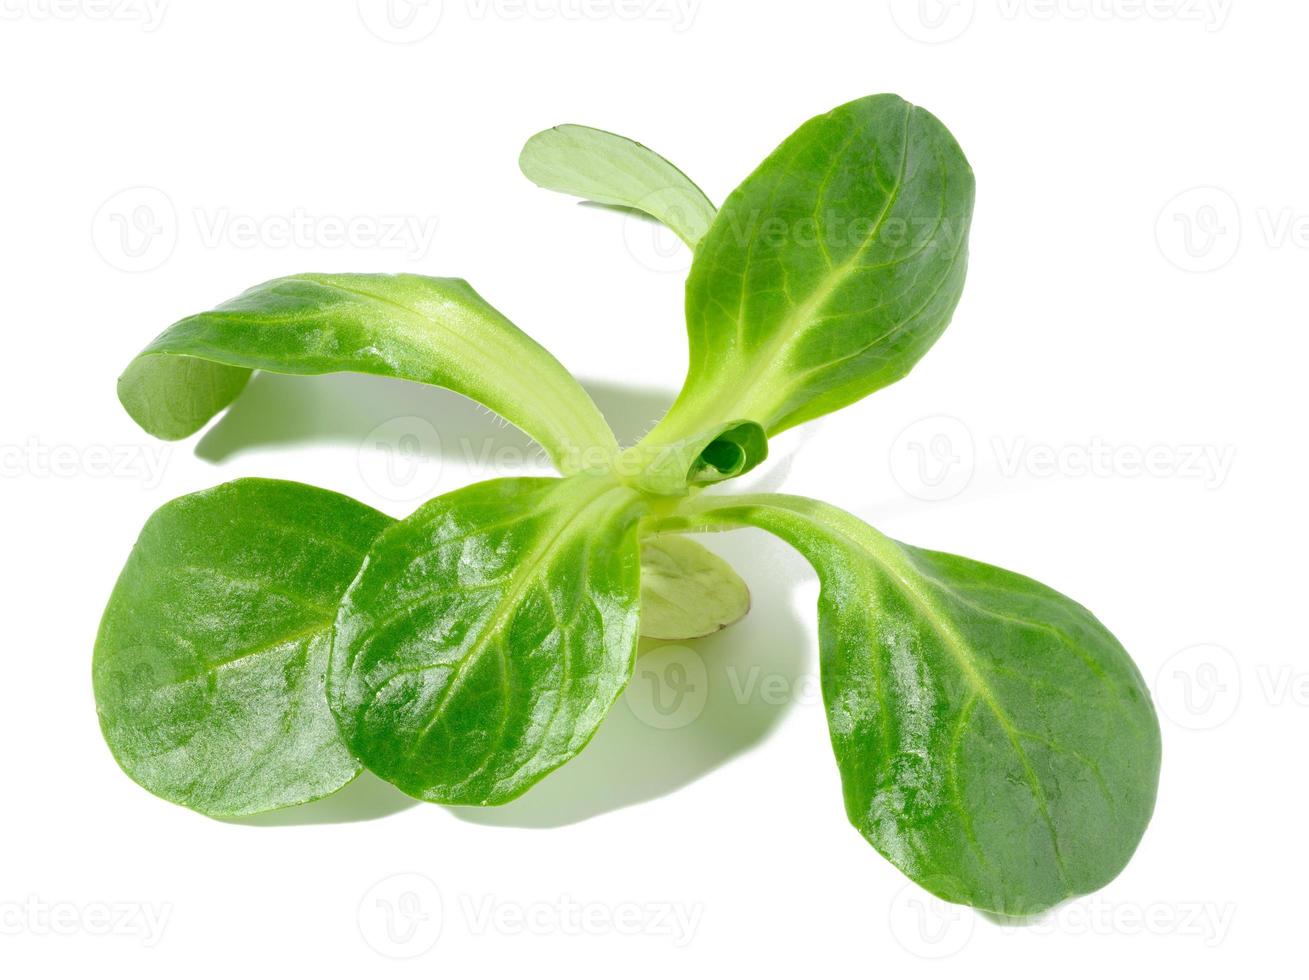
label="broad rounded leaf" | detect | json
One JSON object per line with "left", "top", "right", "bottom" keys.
{"left": 118, "top": 273, "right": 616, "bottom": 471}
{"left": 664, "top": 494, "right": 1160, "bottom": 915}
{"left": 329, "top": 476, "right": 644, "bottom": 805}
{"left": 93, "top": 479, "right": 392, "bottom": 817}
{"left": 640, "top": 94, "right": 974, "bottom": 455}
{"left": 639, "top": 535, "right": 751, "bottom": 640}
{"left": 520, "top": 124, "right": 717, "bottom": 247}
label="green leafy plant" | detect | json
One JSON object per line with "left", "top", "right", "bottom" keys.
{"left": 96, "top": 94, "right": 1160, "bottom": 916}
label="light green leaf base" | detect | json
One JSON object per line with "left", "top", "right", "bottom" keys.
{"left": 638, "top": 535, "right": 751, "bottom": 640}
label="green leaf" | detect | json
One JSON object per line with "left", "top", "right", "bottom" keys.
{"left": 329, "top": 476, "right": 644, "bottom": 805}
{"left": 620, "top": 418, "right": 769, "bottom": 496}
{"left": 659, "top": 494, "right": 1160, "bottom": 915}
{"left": 92, "top": 479, "right": 393, "bottom": 818}
{"left": 638, "top": 535, "right": 750, "bottom": 640}
{"left": 638, "top": 94, "right": 974, "bottom": 456}
{"left": 520, "top": 124, "right": 717, "bottom": 247}
{"left": 118, "top": 273, "right": 617, "bottom": 471}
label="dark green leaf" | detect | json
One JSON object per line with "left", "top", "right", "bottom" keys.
{"left": 93, "top": 479, "right": 392, "bottom": 817}
{"left": 329, "top": 476, "right": 644, "bottom": 805}
{"left": 661, "top": 494, "right": 1160, "bottom": 915}
{"left": 118, "top": 273, "right": 616, "bottom": 471}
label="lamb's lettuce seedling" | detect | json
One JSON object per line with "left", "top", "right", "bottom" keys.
{"left": 95, "top": 94, "right": 1160, "bottom": 917}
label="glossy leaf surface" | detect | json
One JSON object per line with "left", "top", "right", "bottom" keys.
{"left": 638, "top": 535, "right": 750, "bottom": 640}
{"left": 663, "top": 494, "right": 1160, "bottom": 915}
{"left": 329, "top": 476, "right": 643, "bottom": 805}
{"left": 640, "top": 94, "right": 974, "bottom": 455}
{"left": 118, "top": 273, "right": 616, "bottom": 470}
{"left": 520, "top": 124, "right": 717, "bottom": 247}
{"left": 93, "top": 479, "right": 392, "bottom": 817}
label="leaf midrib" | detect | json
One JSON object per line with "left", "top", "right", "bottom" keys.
{"left": 677, "top": 495, "right": 1076, "bottom": 894}
{"left": 363, "top": 481, "right": 634, "bottom": 755}
{"left": 843, "top": 522, "right": 1075, "bottom": 892}
{"left": 684, "top": 104, "right": 917, "bottom": 432}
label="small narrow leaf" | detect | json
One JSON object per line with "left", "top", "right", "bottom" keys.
{"left": 639, "top": 535, "right": 750, "bottom": 640}
{"left": 93, "top": 479, "right": 393, "bottom": 817}
{"left": 329, "top": 476, "right": 644, "bottom": 805}
{"left": 118, "top": 273, "right": 616, "bottom": 471}
{"left": 520, "top": 124, "right": 717, "bottom": 247}
{"left": 661, "top": 494, "right": 1160, "bottom": 916}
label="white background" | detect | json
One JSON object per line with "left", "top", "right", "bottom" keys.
{"left": 0, "top": 0, "right": 1302, "bottom": 974}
